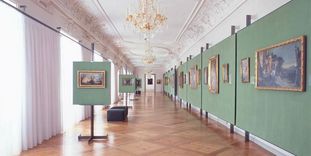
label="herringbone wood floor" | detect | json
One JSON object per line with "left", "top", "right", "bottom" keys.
{"left": 20, "top": 92, "right": 273, "bottom": 156}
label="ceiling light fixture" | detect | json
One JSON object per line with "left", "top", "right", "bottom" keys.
{"left": 126, "top": 0, "right": 167, "bottom": 38}
{"left": 142, "top": 38, "right": 156, "bottom": 64}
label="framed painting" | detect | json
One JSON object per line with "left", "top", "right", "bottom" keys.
{"left": 189, "top": 65, "right": 199, "bottom": 89}
{"left": 241, "top": 58, "right": 250, "bottom": 83}
{"left": 165, "top": 77, "right": 169, "bottom": 85}
{"left": 122, "top": 78, "right": 133, "bottom": 86}
{"left": 156, "top": 79, "right": 161, "bottom": 84}
{"left": 179, "top": 72, "right": 184, "bottom": 88}
{"left": 208, "top": 55, "right": 219, "bottom": 94}
{"left": 204, "top": 67, "right": 208, "bottom": 84}
{"left": 136, "top": 79, "right": 142, "bottom": 87}
{"left": 147, "top": 78, "right": 153, "bottom": 85}
{"left": 77, "top": 70, "right": 105, "bottom": 88}
{"left": 255, "top": 36, "right": 306, "bottom": 91}
{"left": 222, "top": 64, "right": 229, "bottom": 83}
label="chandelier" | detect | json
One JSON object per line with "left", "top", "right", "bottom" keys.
{"left": 126, "top": 0, "right": 167, "bottom": 38}
{"left": 142, "top": 38, "right": 156, "bottom": 64}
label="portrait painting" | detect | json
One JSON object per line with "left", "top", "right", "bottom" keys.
{"left": 204, "top": 67, "right": 208, "bottom": 84}
{"left": 241, "top": 58, "right": 250, "bottom": 83}
{"left": 179, "top": 72, "right": 184, "bottom": 88}
{"left": 78, "top": 70, "right": 105, "bottom": 88}
{"left": 147, "top": 78, "right": 153, "bottom": 85}
{"left": 136, "top": 79, "right": 142, "bottom": 87}
{"left": 256, "top": 36, "right": 306, "bottom": 91}
{"left": 122, "top": 78, "right": 133, "bottom": 86}
{"left": 208, "top": 55, "right": 219, "bottom": 94}
{"left": 222, "top": 64, "right": 229, "bottom": 83}
{"left": 189, "top": 65, "right": 199, "bottom": 89}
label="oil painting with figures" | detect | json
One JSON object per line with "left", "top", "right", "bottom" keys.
{"left": 189, "top": 65, "right": 199, "bottom": 89}
{"left": 208, "top": 55, "right": 219, "bottom": 94}
{"left": 256, "top": 36, "right": 305, "bottom": 91}
{"left": 78, "top": 70, "right": 105, "bottom": 88}
{"left": 241, "top": 58, "right": 250, "bottom": 83}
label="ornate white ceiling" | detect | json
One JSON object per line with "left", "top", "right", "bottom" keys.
{"left": 39, "top": 0, "right": 246, "bottom": 69}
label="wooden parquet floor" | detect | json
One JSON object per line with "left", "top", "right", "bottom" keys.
{"left": 20, "top": 92, "right": 273, "bottom": 156}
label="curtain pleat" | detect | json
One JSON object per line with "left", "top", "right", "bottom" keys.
{"left": 23, "top": 17, "right": 61, "bottom": 150}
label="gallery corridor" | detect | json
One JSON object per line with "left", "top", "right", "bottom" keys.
{"left": 21, "top": 93, "right": 272, "bottom": 156}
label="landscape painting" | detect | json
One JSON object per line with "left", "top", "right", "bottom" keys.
{"left": 256, "top": 36, "right": 305, "bottom": 91}
{"left": 78, "top": 70, "right": 105, "bottom": 88}
{"left": 122, "top": 78, "right": 133, "bottom": 86}
{"left": 241, "top": 58, "right": 250, "bottom": 83}
{"left": 208, "top": 55, "right": 219, "bottom": 94}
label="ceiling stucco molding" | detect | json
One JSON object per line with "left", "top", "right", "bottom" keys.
{"left": 178, "top": 0, "right": 246, "bottom": 56}
{"left": 47, "top": 0, "right": 134, "bottom": 70}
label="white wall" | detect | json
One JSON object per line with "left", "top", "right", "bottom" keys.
{"left": 145, "top": 74, "right": 155, "bottom": 91}
{"left": 166, "top": 0, "right": 291, "bottom": 70}
{"left": 135, "top": 67, "right": 164, "bottom": 92}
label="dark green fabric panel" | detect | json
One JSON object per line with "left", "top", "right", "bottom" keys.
{"left": 236, "top": 0, "right": 311, "bottom": 155}
{"left": 73, "top": 62, "right": 111, "bottom": 105}
{"left": 202, "top": 35, "right": 236, "bottom": 124}
{"left": 187, "top": 54, "right": 202, "bottom": 109}
{"left": 119, "top": 75, "right": 136, "bottom": 93}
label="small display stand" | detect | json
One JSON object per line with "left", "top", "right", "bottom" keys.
{"left": 119, "top": 75, "right": 136, "bottom": 108}
{"left": 73, "top": 61, "right": 111, "bottom": 143}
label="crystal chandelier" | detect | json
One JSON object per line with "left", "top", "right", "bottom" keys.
{"left": 126, "top": 0, "right": 167, "bottom": 38}
{"left": 142, "top": 38, "right": 156, "bottom": 64}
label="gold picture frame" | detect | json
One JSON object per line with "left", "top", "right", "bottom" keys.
{"left": 204, "top": 67, "right": 208, "bottom": 85}
{"left": 240, "top": 58, "right": 250, "bottom": 83}
{"left": 222, "top": 64, "right": 229, "bottom": 83}
{"left": 189, "top": 65, "right": 199, "bottom": 89}
{"left": 255, "top": 36, "right": 306, "bottom": 91}
{"left": 179, "top": 71, "right": 184, "bottom": 88}
{"left": 77, "top": 70, "right": 105, "bottom": 88}
{"left": 208, "top": 55, "right": 219, "bottom": 94}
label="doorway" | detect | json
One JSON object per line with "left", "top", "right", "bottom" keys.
{"left": 145, "top": 74, "right": 156, "bottom": 93}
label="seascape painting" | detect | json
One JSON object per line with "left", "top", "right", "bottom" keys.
{"left": 78, "top": 70, "right": 105, "bottom": 88}
{"left": 256, "top": 36, "right": 305, "bottom": 91}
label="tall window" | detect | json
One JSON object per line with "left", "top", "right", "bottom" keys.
{"left": 0, "top": 2, "right": 25, "bottom": 155}
{"left": 60, "top": 32, "right": 84, "bottom": 131}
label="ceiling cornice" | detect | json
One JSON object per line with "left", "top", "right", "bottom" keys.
{"left": 49, "top": 0, "right": 134, "bottom": 69}
{"left": 175, "top": 0, "right": 205, "bottom": 42}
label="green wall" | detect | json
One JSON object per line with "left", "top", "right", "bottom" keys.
{"left": 236, "top": 0, "right": 311, "bottom": 155}
{"left": 202, "top": 35, "right": 236, "bottom": 124}
{"left": 177, "top": 62, "right": 188, "bottom": 101}
{"left": 187, "top": 54, "right": 202, "bottom": 109}
{"left": 119, "top": 75, "right": 136, "bottom": 93}
{"left": 73, "top": 62, "right": 111, "bottom": 105}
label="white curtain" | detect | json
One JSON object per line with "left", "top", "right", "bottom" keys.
{"left": 0, "top": 2, "right": 24, "bottom": 155}
{"left": 23, "top": 16, "right": 62, "bottom": 149}
{"left": 60, "top": 32, "right": 86, "bottom": 132}
{"left": 110, "top": 60, "right": 117, "bottom": 104}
